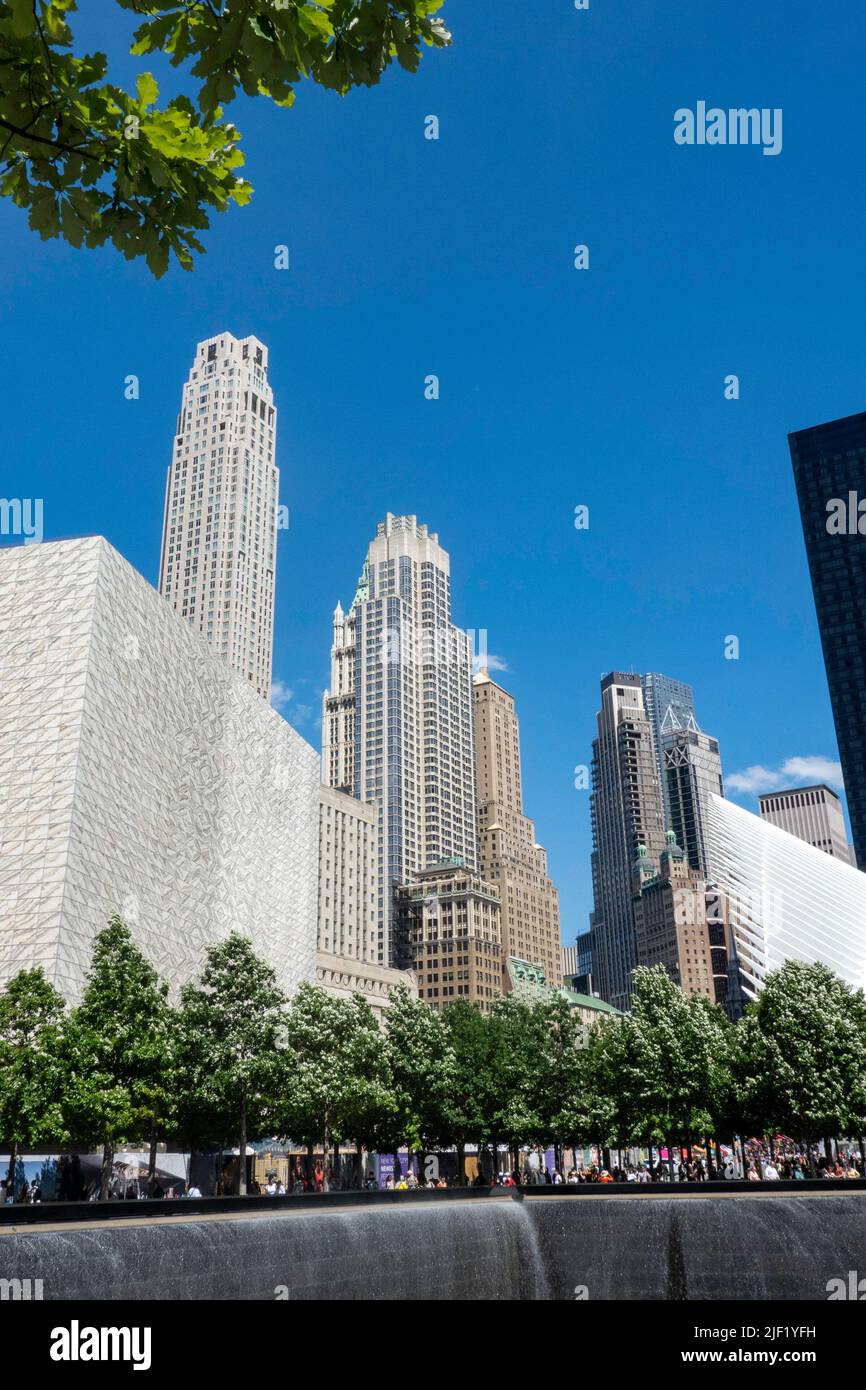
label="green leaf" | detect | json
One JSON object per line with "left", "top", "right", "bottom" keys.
{"left": 136, "top": 71, "right": 159, "bottom": 109}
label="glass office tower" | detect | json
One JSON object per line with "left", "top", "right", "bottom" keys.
{"left": 789, "top": 411, "right": 866, "bottom": 870}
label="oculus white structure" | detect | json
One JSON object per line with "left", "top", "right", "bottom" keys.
{"left": 706, "top": 793, "right": 866, "bottom": 998}
{"left": 0, "top": 537, "right": 318, "bottom": 1003}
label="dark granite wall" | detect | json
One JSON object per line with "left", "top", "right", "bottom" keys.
{"left": 2, "top": 1194, "right": 865, "bottom": 1300}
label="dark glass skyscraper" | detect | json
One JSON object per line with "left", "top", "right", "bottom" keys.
{"left": 789, "top": 410, "right": 866, "bottom": 870}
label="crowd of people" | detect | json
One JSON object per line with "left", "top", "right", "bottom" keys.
{"left": 5, "top": 1145, "right": 864, "bottom": 1202}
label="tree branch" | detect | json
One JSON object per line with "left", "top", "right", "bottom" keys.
{"left": 0, "top": 116, "right": 100, "bottom": 162}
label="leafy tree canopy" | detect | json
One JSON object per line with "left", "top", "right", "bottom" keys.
{"left": 61, "top": 916, "right": 174, "bottom": 1152}
{"left": 176, "top": 930, "right": 287, "bottom": 1155}
{"left": 0, "top": 967, "right": 68, "bottom": 1151}
{"left": 0, "top": 0, "right": 451, "bottom": 275}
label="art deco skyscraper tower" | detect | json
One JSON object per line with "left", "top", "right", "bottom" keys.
{"left": 472, "top": 670, "right": 561, "bottom": 990}
{"left": 590, "top": 672, "right": 666, "bottom": 1011}
{"left": 158, "top": 332, "right": 279, "bottom": 699}
{"left": 322, "top": 514, "right": 477, "bottom": 965}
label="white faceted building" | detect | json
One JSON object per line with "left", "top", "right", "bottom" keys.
{"left": 706, "top": 793, "right": 866, "bottom": 998}
{"left": 0, "top": 537, "right": 318, "bottom": 1003}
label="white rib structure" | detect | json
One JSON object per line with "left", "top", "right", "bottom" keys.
{"left": 705, "top": 794, "right": 866, "bottom": 998}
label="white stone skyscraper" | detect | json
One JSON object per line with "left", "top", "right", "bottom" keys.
{"left": 158, "top": 332, "right": 279, "bottom": 699}
{"left": 322, "top": 514, "right": 477, "bottom": 965}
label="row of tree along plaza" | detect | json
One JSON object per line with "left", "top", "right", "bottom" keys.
{"left": 2, "top": 918, "right": 866, "bottom": 1203}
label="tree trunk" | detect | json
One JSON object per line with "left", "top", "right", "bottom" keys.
{"left": 5, "top": 1140, "right": 17, "bottom": 1199}
{"left": 238, "top": 1096, "right": 247, "bottom": 1197}
{"left": 666, "top": 1137, "right": 676, "bottom": 1182}
{"left": 147, "top": 1113, "right": 158, "bottom": 1198}
{"left": 322, "top": 1116, "right": 330, "bottom": 1193}
{"left": 100, "top": 1141, "right": 113, "bottom": 1202}
{"left": 859, "top": 1137, "right": 865, "bottom": 1171}
{"left": 457, "top": 1143, "right": 466, "bottom": 1186}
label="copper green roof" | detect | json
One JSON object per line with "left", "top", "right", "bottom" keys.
{"left": 560, "top": 988, "right": 622, "bottom": 1016}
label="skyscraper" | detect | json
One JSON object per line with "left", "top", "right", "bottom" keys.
{"left": 632, "top": 832, "right": 731, "bottom": 1005}
{"left": 322, "top": 515, "right": 477, "bottom": 964}
{"left": 662, "top": 722, "right": 724, "bottom": 878}
{"left": 590, "top": 672, "right": 666, "bottom": 1011}
{"left": 395, "top": 862, "right": 502, "bottom": 1012}
{"left": 158, "top": 332, "right": 279, "bottom": 700}
{"left": 759, "top": 785, "right": 851, "bottom": 863}
{"left": 789, "top": 410, "right": 866, "bottom": 869}
{"left": 642, "top": 672, "right": 696, "bottom": 826}
{"left": 473, "top": 669, "right": 561, "bottom": 990}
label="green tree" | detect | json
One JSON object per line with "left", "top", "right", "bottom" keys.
{"left": 0, "top": 0, "right": 451, "bottom": 275}
{"left": 841, "top": 986, "right": 866, "bottom": 1169}
{"left": 740, "top": 960, "right": 863, "bottom": 1174}
{"left": 281, "top": 984, "right": 394, "bottom": 1191}
{"left": 0, "top": 968, "right": 67, "bottom": 1197}
{"left": 486, "top": 996, "right": 542, "bottom": 1173}
{"left": 618, "top": 966, "right": 730, "bottom": 1177}
{"left": 383, "top": 985, "right": 453, "bottom": 1164}
{"left": 176, "top": 932, "right": 287, "bottom": 1195}
{"left": 526, "top": 994, "right": 586, "bottom": 1171}
{"left": 571, "top": 1015, "right": 636, "bottom": 1166}
{"left": 62, "top": 917, "right": 173, "bottom": 1200}
{"left": 441, "top": 999, "right": 500, "bottom": 1183}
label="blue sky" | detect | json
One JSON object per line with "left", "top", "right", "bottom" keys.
{"left": 2, "top": 0, "right": 864, "bottom": 943}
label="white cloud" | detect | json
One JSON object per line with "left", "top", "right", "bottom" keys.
{"left": 727, "top": 755, "right": 844, "bottom": 798}
{"left": 473, "top": 652, "right": 509, "bottom": 674}
{"left": 270, "top": 679, "right": 294, "bottom": 712}
{"left": 725, "top": 764, "right": 779, "bottom": 795}
{"left": 780, "top": 756, "right": 845, "bottom": 789}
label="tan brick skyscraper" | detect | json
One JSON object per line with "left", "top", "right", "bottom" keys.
{"left": 472, "top": 670, "right": 561, "bottom": 990}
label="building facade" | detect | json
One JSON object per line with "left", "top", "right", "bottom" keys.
{"left": 633, "top": 833, "right": 731, "bottom": 1005}
{"left": 158, "top": 332, "right": 280, "bottom": 700}
{"left": 590, "top": 672, "right": 666, "bottom": 1011}
{"left": 642, "top": 672, "right": 696, "bottom": 825}
{"left": 317, "top": 786, "right": 378, "bottom": 962}
{"left": 0, "top": 538, "right": 318, "bottom": 1003}
{"left": 706, "top": 792, "right": 866, "bottom": 999}
{"left": 473, "top": 669, "right": 561, "bottom": 991}
{"left": 789, "top": 410, "right": 866, "bottom": 869}
{"left": 322, "top": 515, "right": 477, "bottom": 964}
{"left": 394, "top": 862, "right": 502, "bottom": 1012}
{"left": 663, "top": 723, "right": 724, "bottom": 878}
{"left": 759, "top": 784, "right": 851, "bottom": 863}
{"left": 315, "top": 951, "right": 417, "bottom": 1024}
{"left": 562, "top": 928, "right": 594, "bottom": 994}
